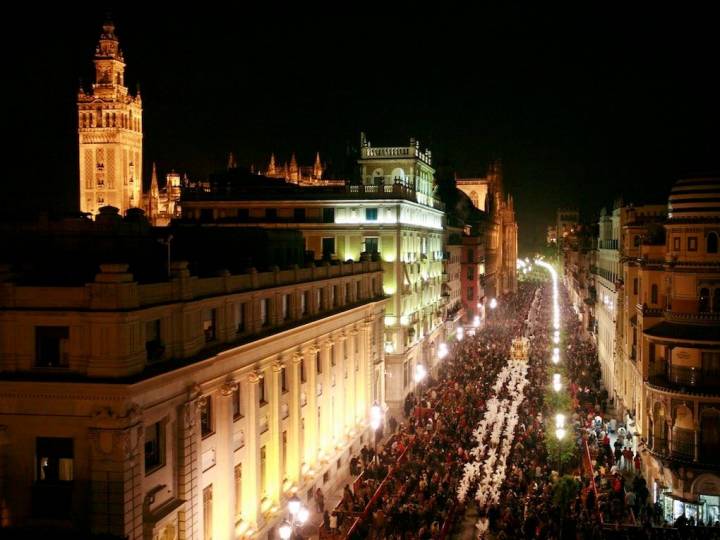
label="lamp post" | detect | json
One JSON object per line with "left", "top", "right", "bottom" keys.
{"left": 370, "top": 402, "right": 383, "bottom": 464}
{"left": 552, "top": 373, "right": 562, "bottom": 393}
{"left": 279, "top": 494, "right": 309, "bottom": 539}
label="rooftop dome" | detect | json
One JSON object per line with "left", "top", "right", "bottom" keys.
{"left": 668, "top": 177, "right": 720, "bottom": 221}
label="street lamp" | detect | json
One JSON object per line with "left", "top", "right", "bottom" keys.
{"left": 438, "top": 342, "right": 448, "bottom": 360}
{"left": 552, "top": 373, "right": 562, "bottom": 393}
{"left": 489, "top": 298, "right": 498, "bottom": 309}
{"left": 278, "top": 521, "right": 292, "bottom": 540}
{"left": 456, "top": 326, "right": 464, "bottom": 341}
{"left": 279, "top": 494, "right": 309, "bottom": 539}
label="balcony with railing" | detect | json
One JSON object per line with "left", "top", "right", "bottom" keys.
{"left": 647, "top": 436, "right": 720, "bottom": 467}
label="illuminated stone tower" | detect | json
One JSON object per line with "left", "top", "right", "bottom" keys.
{"left": 77, "top": 20, "right": 142, "bottom": 217}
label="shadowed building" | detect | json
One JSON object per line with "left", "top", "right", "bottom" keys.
{"left": 0, "top": 211, "right": 386, "bottom": 539}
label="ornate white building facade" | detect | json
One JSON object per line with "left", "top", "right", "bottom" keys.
{"left": 0, "top": 240, "right": 386, "bottom": 539}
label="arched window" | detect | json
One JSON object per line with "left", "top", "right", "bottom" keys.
{"left": 707, "top": 232, "right": 718, "bottom": 254}
{"left": 699, "top": 287, "right": 710, "bottom": 312}
{"left": 651, "top": 284, "right": 658, "bottom": 305}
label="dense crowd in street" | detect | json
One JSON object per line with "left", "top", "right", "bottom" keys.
{"left": 318, "top": 272, "right": 720, "bottom": 539}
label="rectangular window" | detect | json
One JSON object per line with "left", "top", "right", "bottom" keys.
{"left": 259, "top": 375, "right": 267, "bottom": 404}
{"left": 234, "top": 464, "right": 242, "bottom": 520}
{"left": 329, "top": 286, "right": 335, "bottom": 308}
{"left": 673, "top": 237, "right": 681, "bottom": 250}
{"left": 265, "top": 208, "right": 277, "bottom": 220}
{"left": 34, "top": 437, "right": 74, "bottom": 518}
{"left": 633, "top": 278, "right": 638, "bottom": 295}
{"left": 201, "top": 397, "right": 213, "bottom": 438}
{"left": 317, "top": 351, "right": 322, "bottom": 374}
{"left": 36, "top": 437, "right": 74, "bottom": 483}
{"left": 365, "top": 208, "right": 378, "bottom": 221}
{"left": 281, "top": 366, "right": 287, "bottom": 392}
{"left": 356, "top": 281, "right": 361, "bottom": 300}
{"left": 282, "top": 431, "right": 288, "bottom": 481}
{"left": 35, "top": 326, "right": 69, "bottom": 368}
{"left": 345, "top": 282, "right": 351, "bottom": 303}
{"left": 235, "top": 303, "right": 245, "bottom": 333}
{"left": 232, "top": 386, "right": 241, "bottom": 420}
{"left": 364, "top": 237, "right": 379, "bottom": 254}
{"left": 688, "top": 236, "right": 698, "bottom": 251}
{"left": 145, "top": 319, "right": 163, "bottom": 362}
{"left": 301, "top": 291, "right": 308, "bottom": 315}
{"left": 467, "top": 266, "right": 474, "bottom": 280}
{"left": 467, "top": 287, "right": 474, "bottom": 301}
{"left": 260, "top": 446, "right": 267, "bottom": 495}
{"left": 260, "top": 298, "right": 269, "bottom": 326}
{"left": 322, "top": 237, "right": 335, "bottom": 257}
{"left": 316, "top": 288, "right": 322, "bottom": 310}
{"left": 293, "top": 207, "right": 306, "bottom": 221}
{"left": 144, "top": 421, "right": 164, "bottom": 474}
{"left": 467, "top": 249, "right": 474, "bottom": 263}
{"left": 330, "top": 344, "right": 336, "bottom": 366}
{"left": 300, "top": 357, "right": 306, "bottom": 383}
{"left": 322, "top": 208, "right": 335, "bottom": 223}
{"left": 203, "top": 485, "right": 213, "bottom": 540}
{"left": 202, "top": 309, "right": 216, "bottom": 342}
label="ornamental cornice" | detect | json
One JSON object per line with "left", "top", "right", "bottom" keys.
{"left": 248, "top": 370, "right": 263, "bottom": 384}
{"left": 271, "top": 361, "right": 283, "bottom": 373}
{"left": 291, "top": 352, "right": 303, "bottom": 364}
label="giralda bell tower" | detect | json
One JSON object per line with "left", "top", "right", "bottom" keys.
{"left": 77, "top": 20, "right": 142, "bottom": 216}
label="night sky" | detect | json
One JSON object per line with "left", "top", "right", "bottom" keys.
{"left": 6, "top": 6, "right": 719, "bottom": 252}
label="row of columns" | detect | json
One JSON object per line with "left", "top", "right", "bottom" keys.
{"left": 179, "top": 316, "right": 377, "bottom": 539}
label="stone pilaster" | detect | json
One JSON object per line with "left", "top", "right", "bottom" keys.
{"left": 215, "top": 383, "right": 236, "bottom": 540}
{"left": 88, "top": 407, "right": 143, "bottom": 540}
{"left": 303, "top": 344, "right": 319, "bottom": 468}
{"left": 268, "top": 361, "right": 283, "bottom": 504}
{"left": 319, "top": 339, "right": 333, "bottom": 454}
{"left": 288, "top": 352, "right": 303, "bottom": 485}
{"left": 241, "top": 372, "right": 261, "bottom": 528}
{"left": 177, "top": 389, "right": 202, "bottom": 540}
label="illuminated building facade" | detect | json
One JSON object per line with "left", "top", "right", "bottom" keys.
{"left": 144, "top": 164, "right": 184, "bottom": 226}
{"left": 78, "top": 21, "right": 143, "bottom": 217}
{"left": 631, "top": 178, "right": 720, "bottom": 522}
{"left": 180, "top": 135, "right": 449, "bottom": 413}
{"left": 456, "top": 161, "right": 518, "bottom": 298}
{"left": 0, "top": 218, "right": 386, "bottom": 539}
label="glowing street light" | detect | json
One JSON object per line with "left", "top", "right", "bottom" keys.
{"left": 555, "top": 413, "right": 566, "bottom": 429}
{"left": 552, "top": 373, "right": 562, "bottom": 393}
{"left": 456, "top": 326, "right": 464, "bottom": 341}
{"left": 437, "top": 342, "right": 449, "bottom": 360}
{"left": 288, "top": 494, "right": 301, "bottom": 517}
{"left": 279, "top": 521, "right": 292, "bottom": 540}
{"left": 555, "top": 427, "right": 566, "bottom": 440}
{"left": 473, "top": 315, "right": 480, "bottom": 327}
{"left": 489, "top": 298, "right": 498, "bottom": 309}
{"left": 370, "top": 401, "right": 383, "bottom": 465}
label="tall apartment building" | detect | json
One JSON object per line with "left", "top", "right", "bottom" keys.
{"left": 179, "top": 136, "right": 448, "bottom": 414}
{"left": 0, "top": 215, "right": 386, "bottom": 539}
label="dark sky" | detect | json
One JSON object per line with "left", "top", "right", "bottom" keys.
{"left": 6, "top": 6, "right": 719, "bottom": 251}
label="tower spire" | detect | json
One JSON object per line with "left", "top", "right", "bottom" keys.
{"left": 313, "top": 152, "right": 323, "bottom": 180}
{"left": 267, "top": 153, "right": 277, "bottom": 176}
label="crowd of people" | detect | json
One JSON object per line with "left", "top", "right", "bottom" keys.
{"left": 316, "top": 273, "right": 720, "bottom": 539}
